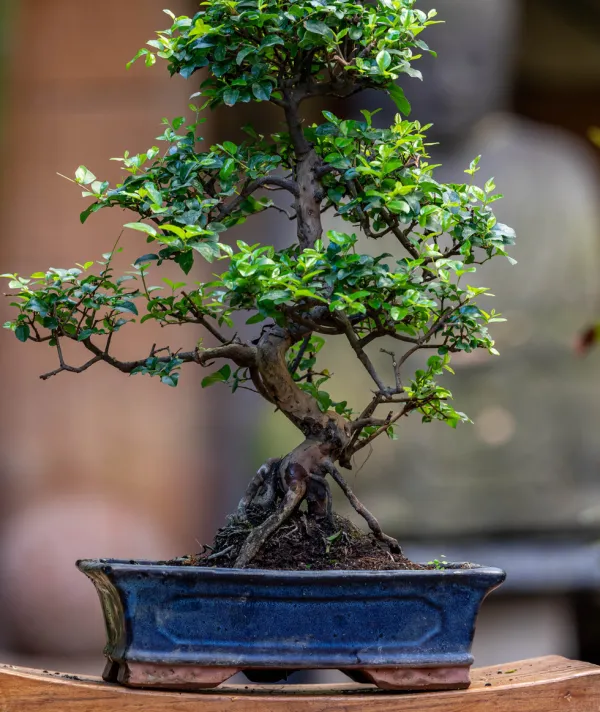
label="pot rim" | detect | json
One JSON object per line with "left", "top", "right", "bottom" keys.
{"left": 77, "top": 557, "right": 506, "bottom": 580}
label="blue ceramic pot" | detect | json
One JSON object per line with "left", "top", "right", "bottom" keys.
{"left": 77, "top": 559, "right": 504, "bottom": 691}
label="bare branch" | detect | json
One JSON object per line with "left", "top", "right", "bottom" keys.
{"left": 350, "top": 411, "right": 395, "bottom": 432}
{"left": 337, "top": 314, "right": 388, "bottom": 393}
{"left": 197, "top": 343, "right": 256, "bottom": 368}
{"left": 381, "top": 348, "right": 402, "bottom": 391}
{"left": 218, "top": 175, "right": 299, "bottom": 219}
{"left": 268, "top": 203, "right": 297, "bottom": 220}
{"left": 79, "top": 338, "right": 200, "bottom": 373}
{"left": 351, "top": 403, "right": 412, "bottom": 454}
{"left": 181, "top": 291, "right": 229, "bottom": 344}
{"left": 40, "top": 353, "right": 103, "bottom": 381}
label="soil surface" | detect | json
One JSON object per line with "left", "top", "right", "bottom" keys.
{"left": 169, "top": 509, "right": 431, "bottom": 571}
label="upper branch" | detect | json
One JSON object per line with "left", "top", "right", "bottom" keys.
{"left": 219, "top": 175, "right": 299, "bottom": 220}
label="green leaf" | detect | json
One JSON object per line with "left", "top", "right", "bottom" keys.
{"left": 252, "top": 82, "right": 272, "bottom": 102}
{"left": 175, "top": 250, "right": 194, "bottom": 275}
{"left": 219, "top": 157, "right": 236, "bottom": 180}
{"left": 391, "top": 307, "right": 409, "bottom": 321}
{"left": 236, "top": 46, "right": 255, "bottom": 65}
{"left": 124, "top": 222, "right": 158, "bottom": 237}
{"left": 387, "top": 200, "right": 410, "bottom": 214}
{"left": 223, "top": 88, "right": 240, "bottom": 106}
{"left": 387, "top": 84, "right": 411, "bottom": 115}
{"left": 260, "top": 289, "right": 290, "bottom": 304}
{"left": 27, "top": 298, "right": 48, "bottom": 317}
{"left": 15, "top": 324, "right": 30, "bottom": 342}
{"left": 144, "top": 182, "right": 162, "bottom": 205}
{"left": 376, "top": 50, "right": 392, "bottom": 72}
{"left": 190, "top": 241, "right": 219, "bottom": 263}
{"left": 246, "top": 313, "right": 266, "bottom": 324}
{"left": 201, "top": 364, "right": 231, "bottom": 388}
{"left": 134, "top": 253, "right": 159, "bottom": 265}
{"left": 75, "top": 166, "right": 96, "bottom": 185}
{"left": 304, "top": 20, "right": 333, "bottom": 38}
{"left": 115, "top": 301, "right": 139, "bottom": 316}
{"left": 260, "top": 34, "right": 284, "bottom": 48}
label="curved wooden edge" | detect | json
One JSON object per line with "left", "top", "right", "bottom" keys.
{"left": 0, "top": 656, "right": 599, "bottom": 711}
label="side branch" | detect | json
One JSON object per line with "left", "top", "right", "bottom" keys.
{"left": 40, "top": 336, "right": 256, "bottom": 382}
{"left": 219, "top": 175, "right": 299, "bottom": 219}
{"left": 40, "top": 336, "right": 200, "bottom": 381}
{"left": 197, "top": 343, "right": 256, "bottom": 368}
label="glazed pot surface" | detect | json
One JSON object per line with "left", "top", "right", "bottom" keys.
{"left": 78, "top": 559, "right": 504, "bottom": 691}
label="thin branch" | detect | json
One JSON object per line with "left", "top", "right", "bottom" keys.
{"left": 43, "top": 335, "right": 252, "bottom": 381}
{"left": 338, "top": 314, "right": 388, "bottom": 393}
{"left": 350, "top": 411, "right": 395, "bottom": 432}
{"left": 268, "top": 203, "right": 297, "bottom": 220}
{"left": 181, "top": 291, "right": 229, "bottom": 344}
{"left": 395, "top": 305, "right": 461, "bottom": 371}
{"left": 80, "top": 338, "right": 201, "bottom": 373}
{"left": 351, "top": 403, "right": 413, "bottom": 454}
{"left": 381, "top": 348, "right": 402, "bottom": 391}
{"left": 386, "top": 217, "right": 419, "bottom": 259}
{"left": 218, "top": 175, "right": 299, "bottom": 219}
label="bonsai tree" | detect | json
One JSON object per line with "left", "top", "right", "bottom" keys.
{"left": 2, "top": 0, "right": 515, "bottom": 569}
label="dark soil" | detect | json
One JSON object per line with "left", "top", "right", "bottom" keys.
{"left": 169, "top": 508, "right": 431, "bottom": 571}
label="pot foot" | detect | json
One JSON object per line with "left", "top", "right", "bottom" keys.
{"left": 342, "top": 665, "right": 471, "bottom": 691}
{"left": 114, "top": 662, "right": 241, "bottom": 690}
{"left": 101, "top": 660, "right": 120, "bottom": 683}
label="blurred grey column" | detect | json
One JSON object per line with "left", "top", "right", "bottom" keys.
{"left": 0, "top": 0, "right": 215, "bottom": 667}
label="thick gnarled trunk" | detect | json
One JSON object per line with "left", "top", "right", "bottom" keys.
{"left": 231, "top": 323, "right": 401, "bottom": 567}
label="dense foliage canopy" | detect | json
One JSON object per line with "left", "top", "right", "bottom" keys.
{"left": 3, "top": 0, "right": 515, "bottom": 459}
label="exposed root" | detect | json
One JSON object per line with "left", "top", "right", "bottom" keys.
{"left": 171, "top": 512, "right": 420, "bottom": 571}
{"left": 306, "top": 472, "right": 333, "bottom": 526}
{"left": 324, "top": 460, "right": 403, "bottom": 556}
{"left": 234, "top": 481, "right": 307, "bottom": 568}
{"left": 237, "top": 457, "right": 280, "bottom": 517}
{"left": 209, "top": 436, "right": 402, "bottom": 568}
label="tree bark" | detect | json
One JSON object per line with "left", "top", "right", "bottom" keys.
{"left": 284, "top": 97, "right": 323, "bottom": 250}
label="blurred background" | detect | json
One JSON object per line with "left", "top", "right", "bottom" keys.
{"left": 1, "top": 0, "right": 600, "bottom": 677}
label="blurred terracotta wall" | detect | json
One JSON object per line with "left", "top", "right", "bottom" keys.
{"left": 0, "top": 0, "right": 215, "bottom": 658}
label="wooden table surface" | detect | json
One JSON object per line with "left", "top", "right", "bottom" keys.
{"left": 1, "top": 656, "right": 598, "bottom": 711}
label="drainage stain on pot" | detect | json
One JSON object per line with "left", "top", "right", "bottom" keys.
{"left": 77, "top": 559, "right": 505, "bottom": 692}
